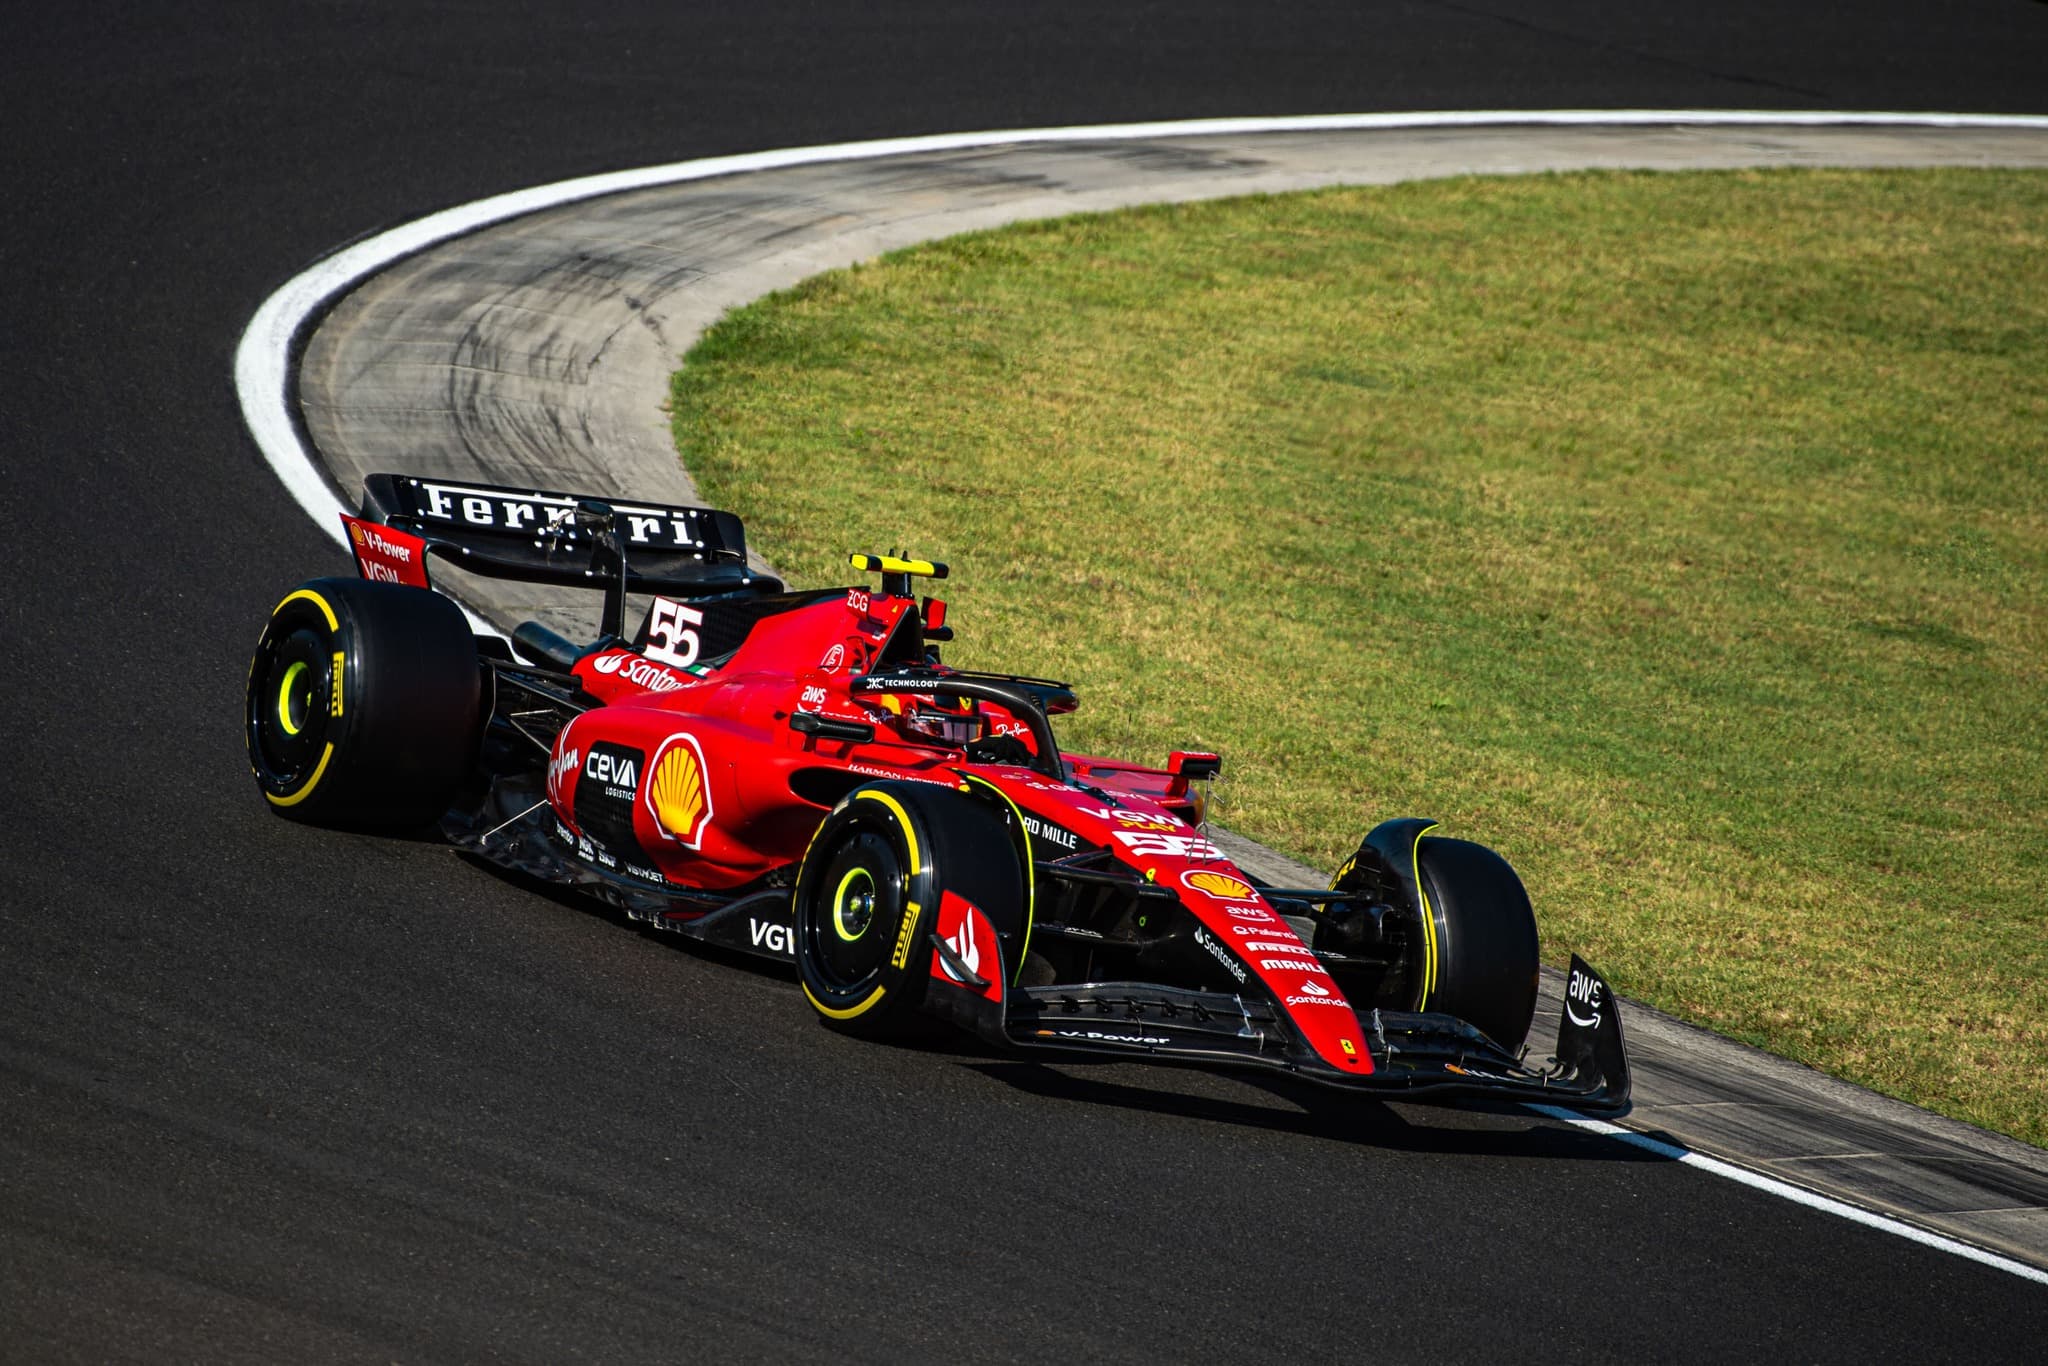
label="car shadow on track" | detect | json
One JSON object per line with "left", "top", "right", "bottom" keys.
{"left": 961, "top": 1058, "right": 1665, "bottom": 1162}
{"left": 462, "top": 853, "right": 1658, "bottom": 1162}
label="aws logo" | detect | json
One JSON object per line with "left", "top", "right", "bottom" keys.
{"left": 645, "top": 732, "right": 714, "bottom": 850}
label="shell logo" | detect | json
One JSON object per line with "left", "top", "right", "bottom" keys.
{"left": 645, "top": 733, "right": 714, "bottom": 849}
{"left": 348, "top": 522, "right": 366, "bottom": 546}
{"left": 1182, "top": 870, "right": 1256, "bottom": 901}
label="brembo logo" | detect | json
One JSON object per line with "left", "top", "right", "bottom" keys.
{"left": 591, "top": 651, "right": 686, "bottom": 693}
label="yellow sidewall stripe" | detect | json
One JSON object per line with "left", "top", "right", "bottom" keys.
{"left": 274, "top": 588, "right": 339, "bottom": 631}
{"left": 854, "top": 789, "right": 921, "bottom": 874}
{"left": 796, "top": 788, "right": 923, "bottom": 1019}
{"left": 956, "top": 772, "right": 1035, "bottom": 983}
{"left": 803, "top": 982, "right": 887, "bottom": 1020}
{"left": 1410, "top": 821, "right": 1441, "bottom": 1007}
{"left": 264, "top": 742, "right": 335, "bottom": 807}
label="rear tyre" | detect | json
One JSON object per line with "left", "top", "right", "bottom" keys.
{"left": 1413, "top": 837, "right": 1541, "bottom": 1051}
{"left": 245, "top": 577, "right": 482, "bottom": 829}
{"left": 793, "top": 781, "right": 1026, "bottom": 1037}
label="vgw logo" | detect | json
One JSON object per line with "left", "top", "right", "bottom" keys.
{"left": 749, "top": 919, "right": 793, "bottom": 955}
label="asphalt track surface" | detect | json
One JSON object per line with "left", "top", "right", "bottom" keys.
{"left": 7, "top": 3, "right": 2048, "bottom": 1360}
{"left": 283, "top": 116, "right": 2048, "bottom": 1277}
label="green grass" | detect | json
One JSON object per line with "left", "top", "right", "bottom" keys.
{"left": 671, "top": 168, "right": 2048, "bottom": 1146}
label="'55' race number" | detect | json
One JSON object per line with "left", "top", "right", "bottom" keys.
{"left": 645, "top": 596, "right": 705, "bottom": 668}
{"left": 1113, "top": 830, "right": 1223, "bottom": 860}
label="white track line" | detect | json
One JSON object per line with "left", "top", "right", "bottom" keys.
{"left": 1526, "top": 1106, "right": 2048, "bottom": 1287}
{"left": 232, "top": 108, "right": 2048, "bottom": 552}
{"left": 234, "top": 108, "right": 2048, "bottom": 1283}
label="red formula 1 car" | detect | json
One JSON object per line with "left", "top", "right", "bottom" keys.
{"left": 246, "top": 475, "right": 1629, "bottom": 1113}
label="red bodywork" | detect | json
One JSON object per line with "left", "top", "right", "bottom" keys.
{"left": 537, "top": 583, "right": 1372, "bottom": 1075}
{"left": 295, "top": 476, "right": 1626, "bottom": 1114}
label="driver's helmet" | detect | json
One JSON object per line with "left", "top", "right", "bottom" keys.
{"left": 899, "top": 696, "right": 987, "bottom": 747}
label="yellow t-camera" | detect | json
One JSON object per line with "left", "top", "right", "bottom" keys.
{"left": 849, "top": 553, "right": 948, "bottom": 598}
{"left": 848, "top": 553, "right": 948, "bottom": 579}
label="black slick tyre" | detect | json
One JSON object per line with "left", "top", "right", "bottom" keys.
{"left": 245, "top": 577, "right": 482, "bottom": 829}
{"left": 792, "top": 780, "right": 1026, "bottom": 1037}
{"left": 1413, "top": 837, "right": 1541, "bottom": 1051}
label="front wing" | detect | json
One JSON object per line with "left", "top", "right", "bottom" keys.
{"left": 922, "top": 933, "right": 1633, "bottom": 1116}
{"left": 447, "top": 779, "right": 1629, "bottom": 1115}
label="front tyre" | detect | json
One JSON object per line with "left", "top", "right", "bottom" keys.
{"left": 1414, "top": 837, "right": 1541, "bottom": 1052}
{"left": 793, "top": 781, "right": 1026, "bottom": 1037}
{"left": 245, "top": 577, "right": 482, "bottom": 829}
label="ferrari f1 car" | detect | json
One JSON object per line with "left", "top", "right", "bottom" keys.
{"left": 245, "top": 474, "right": 1629, "bottom": 1114}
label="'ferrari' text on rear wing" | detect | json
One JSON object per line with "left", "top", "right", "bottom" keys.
{"left": 356, "top": 472, "right": 777, "bottom": 600}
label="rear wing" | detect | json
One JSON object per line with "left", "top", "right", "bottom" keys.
{"left": 344, "top": 474, "right": 781, "bottom": 633}
{"left": 359, "top": 473, "right": 770, "bottom": 592}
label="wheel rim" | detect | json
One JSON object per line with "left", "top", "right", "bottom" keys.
{"left": 275, "top": 660, "right": 310, "bottom": 735}
{"left": 832, "top": 866, "right": 877, "bottom": 942}
{"left": 249, "top": 624, "right": 333, "bottom": 789}
{"left": 802, "top": 827, "right": 907, "bottom": 1003}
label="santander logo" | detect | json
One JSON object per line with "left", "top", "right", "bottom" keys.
{"left": 591, "top": 650, "right": 686, "bottom": 692}
{"left": 942, "top": 910, "right": 981, "bottom": 984}
{"left": 1283, "top": 976, "right": 1347, "bottom": 1009}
